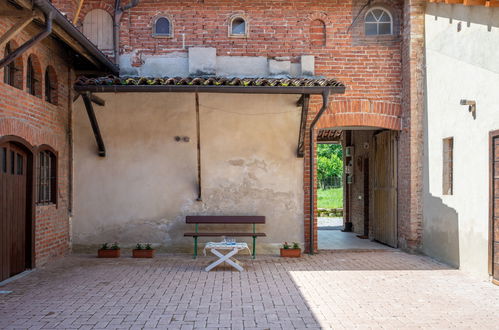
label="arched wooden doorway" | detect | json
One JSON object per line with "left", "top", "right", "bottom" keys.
{"left": 0, "top": 136, "right": 34, "bottom": 282}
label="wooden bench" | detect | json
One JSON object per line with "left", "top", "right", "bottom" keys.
{"left": 184, "top": 216, "right": 266, "bottom": 259}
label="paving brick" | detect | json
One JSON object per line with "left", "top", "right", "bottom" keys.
{"left": 1, "top": 252, "right": 498, "bottom": 329}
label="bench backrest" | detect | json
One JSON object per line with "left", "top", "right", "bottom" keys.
{"left": 186, "top": 216, "right": 265, "bottom": 224}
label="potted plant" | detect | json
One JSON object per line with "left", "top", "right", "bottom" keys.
{"left": 280, "top": 242, "right": 301, "bottom": 258}
{"left": 132, "top": 243, "right": 155, "bottom": 258}
{"left": 98, "top": 242, "right": 120, "bottom": 258}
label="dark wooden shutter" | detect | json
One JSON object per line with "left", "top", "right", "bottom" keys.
{"left": 0, "top": 142, "right": 28, "bottom": 281}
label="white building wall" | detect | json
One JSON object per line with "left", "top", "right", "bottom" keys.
{"left": 424, "top": 3, "right": 499, "bottom": 279}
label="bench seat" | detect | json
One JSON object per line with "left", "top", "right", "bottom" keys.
{"left": 185, "top": 215, "right": 266, "bottom": 259}
{"left": 184, "top": 232, "right": 266, "bottom": 237}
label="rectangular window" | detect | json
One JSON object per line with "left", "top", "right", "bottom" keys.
{"left": 443, "top": 137, "right": 453, "bottom": 195}
{"left": 38, "top": 151, "right": 56, "bottom": 204}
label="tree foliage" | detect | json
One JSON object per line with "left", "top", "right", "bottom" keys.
{"left": 317, "top": 144, "right": 343, "bottom": 188}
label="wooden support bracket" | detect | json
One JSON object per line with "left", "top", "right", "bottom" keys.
{"left": 82, "top": 92, "right": 106, "bottom": 157}
{"left": 297, "top": 94, "right": 310, "bottom": 158}
{"left": 0, "top": 11, "right": 40, "bottom": 49}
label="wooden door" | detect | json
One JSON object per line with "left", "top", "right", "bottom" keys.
{"left": 490, "top": 131, "right": 499, "bottom": 284}
{"left": 0, "top": 142, "right": 28, "bottom": 282}
{"left": 373, "top": 131, "right": 398, "bottom": 247}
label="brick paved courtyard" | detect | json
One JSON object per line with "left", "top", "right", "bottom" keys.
{"left": 0, "top": 251, "right": 498, "bottom": 329}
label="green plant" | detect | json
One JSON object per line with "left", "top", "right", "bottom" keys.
{"left": 135, "top": 243, "right": 143, "bottom": 250}
{"left": 110, "top": 242, "right": 120, "bottom": 250}
{"left": 292, "top": 242, "right": 300, "bottom": 249}
{"left": 145, "top": 243, "right": 153, "bottom": 250}
{"left": 100, "top": 243, "right": 109, "bottom": 250}
{"left": 282, "top": 242, "right": 290, "bottom": 249}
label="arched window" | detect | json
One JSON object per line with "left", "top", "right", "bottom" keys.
{"left": 37, "top": 146, "right": 57, "bottom": 205}
{"left": 365, "top": 8, "right": 393, "bottom": 36}
{"left": 230, "top": 16, "right": 247, "bottom": 36}
{"left": 44, "top": 66, "right": 58, "bottom": 105}
{"left": 82, "top": 9, "right": 113, "bottom": 49}
{"left": 3, "top": 41, "right": 23, "bottom": 89}
{"left": 153, "top": 17, "right": 172, "bottom": 36}
{"left": 26, "top": 55, "right": 41, "bottom": 98}
{"left": 310, "top": 19, "right": 326, "bottom": 46}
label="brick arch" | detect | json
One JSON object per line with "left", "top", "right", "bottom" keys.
{"left": 0, "top": 118, "right": 61, "bottom": 151}
{"left": 2, "top": 40, "right": 24, "bottom": 90}
{"left": 317, "top": 100, "right": 401, "bottom": 130}
{"left": 308, "top": 12, "right": 332, "bottom": 26}
{"left": 77, "top": 2, "right": 114, "bottom": 27}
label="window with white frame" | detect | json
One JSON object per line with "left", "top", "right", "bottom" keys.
{"left": 365, "top": 8, "right": 393, "bottom": 36}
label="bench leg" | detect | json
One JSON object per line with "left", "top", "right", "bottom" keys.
{"left": 193, "top": 236, "right": 198, "bottom": 259}
{"left": 252, "top": 236, "right": 256, "bottom": 259}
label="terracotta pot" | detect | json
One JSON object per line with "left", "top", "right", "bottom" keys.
{"left": 280, "top": 248, "right": 301, "bottom": 258}
{"left": 132, "top": 249, "right": 155, "bottom": 258}
{"left": 98, "top": 249, "right": 120, "bottom": 258}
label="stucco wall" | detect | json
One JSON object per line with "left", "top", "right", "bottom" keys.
{"left": 424, "top": 4, "right": 499, "bottom": 278}
{"left": 72, "top": 93, "right": 304, "bottom": 253}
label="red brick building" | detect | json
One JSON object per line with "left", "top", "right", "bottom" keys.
{"left": 1, "top": 0, "right": 427, "bottom": 281}
{"left": 0, "top": 0, "right": 116, "bottom": 281}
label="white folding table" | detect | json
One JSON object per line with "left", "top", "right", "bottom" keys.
{"left": 203, "top": 242, "right": 251, "bottom": 272}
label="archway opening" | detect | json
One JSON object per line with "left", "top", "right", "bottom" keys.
{"left": 315, "top": 128, "right": 397, "bottom": 251}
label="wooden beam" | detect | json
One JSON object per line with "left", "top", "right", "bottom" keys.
{"left": 12, "top": 0, "right": 33, "bottom": 10}
{"left": 51, "top": 24, "right": 101, "bottom": 68}
{"left": 296, "top": 94, "right": 310, "bottom": 158}
{"left": 82, "top": 93, "right": 106, "bottom": 157}
{"left": 486, "top": 0, "right": 499, "bottom": 7}
{"left": 73, "top": 0, "right": 84, "bottom": 25}
{"left": 445, "top": 0, "right": 463, "bottom": 4}
{"left": 0, "top": 12, "right": 38, "bottom": 49}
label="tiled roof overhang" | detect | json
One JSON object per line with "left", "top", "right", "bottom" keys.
{"left": 74, "top": 76, "right": 346, "bottom": 95}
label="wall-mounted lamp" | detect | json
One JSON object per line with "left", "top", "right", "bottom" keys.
{"left": 460, "top": 99, "right": 476, "bottom": 119}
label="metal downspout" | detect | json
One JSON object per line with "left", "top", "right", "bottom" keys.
{"left": 308, "top": 91, "right": 331, "bottom": 255}
{"left": 0, "top": 11, "right": 53, "bottom": 70}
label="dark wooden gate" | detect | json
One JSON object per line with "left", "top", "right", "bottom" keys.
{"left": 1, "top": 140, "right": 31, "bottom": 282}
{"left": 373, "top": 131, "right": 398, "bottom": 247}
{"left": 490, "top": 130, "right": 499, "bottom": 284}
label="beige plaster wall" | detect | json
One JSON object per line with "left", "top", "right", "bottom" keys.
{"left": 424, "top": 4, "right": 499, "bottom": 279}
{"left": 72, "top": 93, "right": 304, "bottom": 254}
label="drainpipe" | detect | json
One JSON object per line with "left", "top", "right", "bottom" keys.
{"left": 309, "top": 91, "right": 331, "bottom": 255}
{"left": 0, "top": 11, "right": 53, "bottom": 69}
{"left": 113, "top": 0, "right": 139, "bottom": 66}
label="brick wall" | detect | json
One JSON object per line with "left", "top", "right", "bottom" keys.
{"left": 50, "top": 0, "right": 425, "bottom": 253}
{"left": 0, "top": 20, "right": 73, "bottom": 267}
{"left": 398, "top": 0, "right": 426, "bottom": 251}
